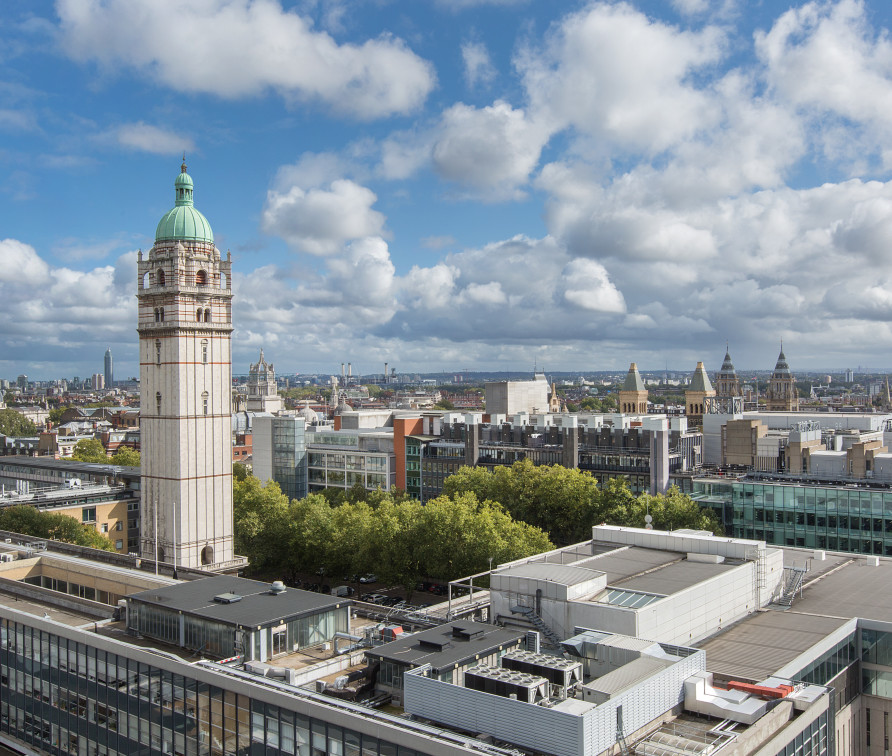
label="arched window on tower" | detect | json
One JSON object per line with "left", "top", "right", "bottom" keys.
{"left": 159, "top": 307, "right": 165, "bottom": 322}
{"left": 204, "top": 308, "right": 211, "bottom": 322}
{"left": 202, "top": 391, "right": 209, "bottom": 416}
{"left": 201, "top": 339, "right": 208, "bottom": 365}
{"left": 196, "top": 269, "right": 207, "bottom": 286}
{"left": 155, "top": 340, "right": 161, "bottom": 365}
{"left": 197, "top": 308, "right": 203, "bottom": 322}
{"left": 156, "top": 269, "right": 165, "bottom": 287}
{"left": 142, "top": 272, "right": 150, "bottom": 289}
{"left": 155, "top": 392, "right": 162, "bottom": 414}
{"left": 201, "top": 545, "right": 214, "bottom": 565}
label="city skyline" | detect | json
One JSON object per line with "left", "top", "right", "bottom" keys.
{"left": 4, "top": 0, "right": 892, "bottom": 379}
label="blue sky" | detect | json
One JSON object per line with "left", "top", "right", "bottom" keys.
{"left": 4, "top": 0, "right": 892, "bottom": 380}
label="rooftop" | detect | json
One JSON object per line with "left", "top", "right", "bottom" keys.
{"left": 365, "top": 621, "right": 526, "bottom": 672}
{"left": 129, "top": 575, "right": 350, "bottom": 628}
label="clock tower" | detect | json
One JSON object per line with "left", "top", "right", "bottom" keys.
{"left": 136, "top": 160, "right": 238, "bottom": 570}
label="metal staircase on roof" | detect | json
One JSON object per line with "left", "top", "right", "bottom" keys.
{"left": 509, "top": 605, "right": 562, "bottom": 648}
{"left": 775, "top": 565, "right": 807, "bottom": 607}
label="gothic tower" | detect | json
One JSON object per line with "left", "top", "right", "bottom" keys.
{"left": 618, "top": 363, "right": 648, "bottom": 414}
{"left": 247, "top": 349, "right": 284, "bottom": 413}
{"left": 715, "top": 346, "right": 741, "bottom": 398}
{"left": 137, "top": 160, "right": 236, "bottom": 569}
{"left": 685, "top": 361, "right": 715, "bottom": 428}
{"left": 767, "top": 345, "right": 799, "bottom": 412}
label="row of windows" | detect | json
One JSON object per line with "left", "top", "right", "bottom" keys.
{"left": 153, "top": 390, "right": 211, "bottom": 415}
{"left": 154, "top": 339, "right": 210, "bottom": 365}
{"left": 733, "top": 483, "right": 892, "bottom": 512}
{"left": 22, "top": 576, "right": 123, "bottom": 607}
{"left": 792, "top": 633, "right": 856, "bottom": 686}
{"left": 721, "top": 524, "right": 892, "bottom": 555}
{"left": 308, "top": 453, "right": 389, "bottom": 472}
{"left": 148, "top": 268, "right": 217, "bottom": 287}
{"left": 307, "top": 470, "right": 389, "bottom": 488}
{"left": 153, "top": 305, "right": 217, "bottom": 322}
{"left": 733, "top": 506, "right": 892, "bottom": 533}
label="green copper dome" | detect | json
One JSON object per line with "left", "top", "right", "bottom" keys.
{"left": 155, "top": 159, "right": 214, "bottom": 244}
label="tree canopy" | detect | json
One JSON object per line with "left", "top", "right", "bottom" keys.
{"left": 111, "top": 446, "right": 140, "bottom": 467}
{"left": 233, "top": 476, "right": 553, "bottom": 592}
{"left": 71, "top": 438, "right": 108, "bottom": 463}
{"left": 442, "top": 459, "right": 720, "bottom": 543}
{"left": 0, "top": 408, "right": 39, "bottom": 437}
{"left": 0, "top": 506, "right": 115, "bottom": 551}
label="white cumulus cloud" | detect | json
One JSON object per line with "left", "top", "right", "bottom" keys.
{"left": 261, "top": 179, "right": 386, "bottom": 255}
{"left": 57, "top": 0, "right": 435, "bottom": 119}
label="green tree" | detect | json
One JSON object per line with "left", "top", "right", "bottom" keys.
{"left": 0, "top": 506, "right": 115, "bottom": 550}
{"left": 71, "top": 438, "right": 108, "bottom": 463}
{"left": 617, "top": 486, "right": 723, "bottom": 533}
{"left": 0, "top": 409, "right": 39, "bottom": 437}
{"left": 327, "top": 502, "right": 375, "bottom": 580}
{"left": 433, "top": 398, "right": 455, "bottom": 410}
{"left": 233, "top": 462, "right": 249, "bottom": 482}
{"left": 111, "top": 447, "right": 140, "bottom": 467}
{"left": 364, "top": 384, "right": 384, "bottom": 399}
{"left": 414, "top": 493, "right": 552, "bottom": 582}
{"left": 443, "top": 460, "right": 603, "bottom": 544}
{"left": 48, "top": 406, "right": 69, "bottom": 424}
{"left": 233, "top": 475, "right": 291, "bottom": 573}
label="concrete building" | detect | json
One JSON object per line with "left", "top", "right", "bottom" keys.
{"left": 485, "top": 373, "right": 549, "bottom": 416}
{"left": 400, "top": 412, "right": 700, "bottom": 500}
{"left": 691, "top": 408, "right": 892, "bottom": 556}
{"left": 136, "top": 159, "right": 243, "bottom": 571}
{"left": 126, "top": 575, "right": 350, "bottom": 662}
{"left": 0, "top": 522, "right": 868, "bottom": 756}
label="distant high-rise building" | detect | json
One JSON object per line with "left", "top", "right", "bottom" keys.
{"left": 136, "top": 159, "right": 238, "bottom": 570}
{"left": 104, "top": 347, "right": 113, "bottom": 389}
{"left": 91, "top": 373, "right": 104, "bottom": 390}
{"left": 484, "top": 373, "right": 549, "bottom": 415}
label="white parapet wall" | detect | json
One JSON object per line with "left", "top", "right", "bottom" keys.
{"left": 592, "top": 525, "right": 763, "bottom": 560}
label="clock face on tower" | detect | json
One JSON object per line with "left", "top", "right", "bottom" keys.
{"left": 136, "top": 161, "right": 238, "bottom": 571}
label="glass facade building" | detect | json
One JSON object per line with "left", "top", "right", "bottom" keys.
{"left": 0, "top": 612, "right": 455, "bottom": 756}
{"left": 307, "top": 431, "right": 395, "bottom": 494}
{"left": 693, "top": 478, "right": 892, "bottom": 556}
{"left": 252, "top": 416, "right": 308, "bottom": 502}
